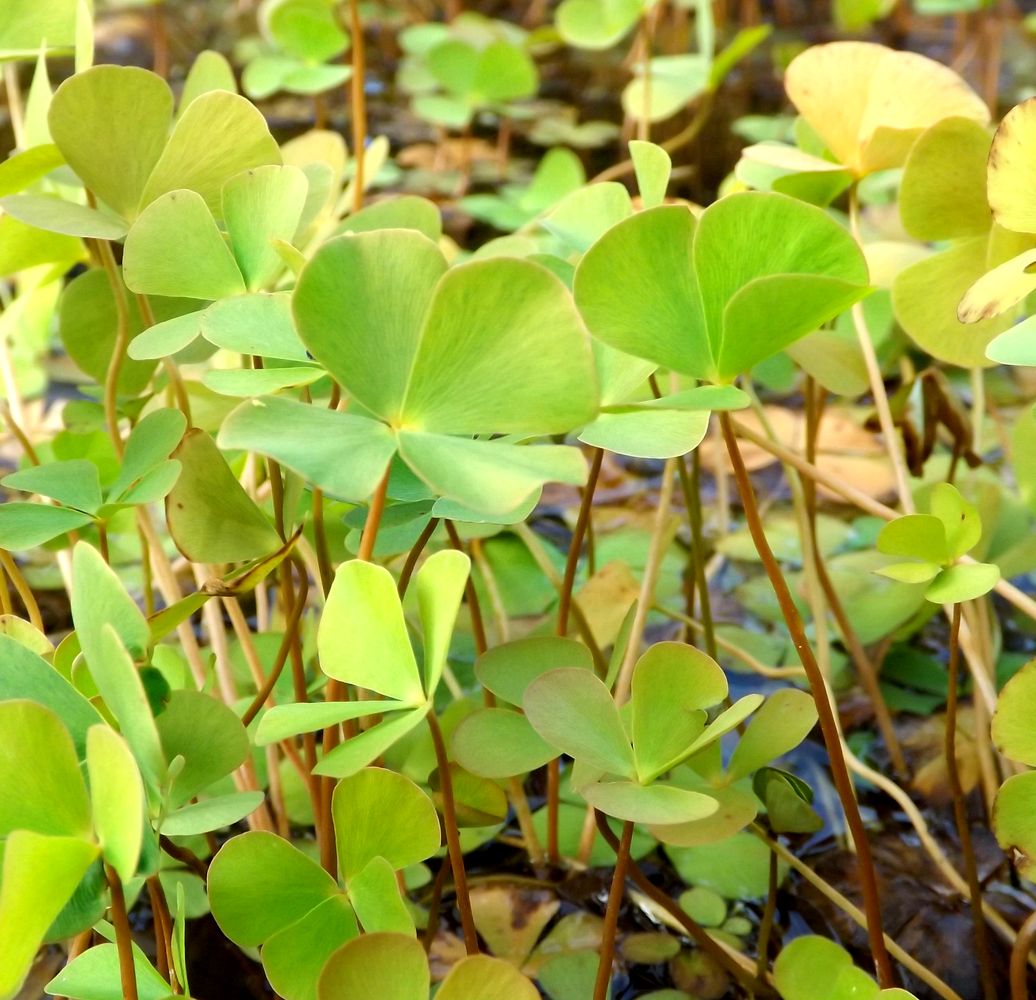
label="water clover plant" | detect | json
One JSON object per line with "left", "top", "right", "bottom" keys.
{"left": 774, "top": 937, "right": 919, "bottom": 1000}
{"left": 573, "top": 191, "right": 870, "bottom": 383}
{"left": 992, "top": 660, "right": 1036, "bottom": 881}
{"left": 241, "top": 0, "right": 352, "bottom": 101}
{"left": 219, "top": 228, "right": 599, "bottom": 516}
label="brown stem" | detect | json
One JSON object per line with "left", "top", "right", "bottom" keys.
{"left": 757, "top": 846, "right": 779, "bottom": 978}
{"left": 397, "top": 517, "right": 440, "bottom": 597}
{"left": 676, "top": 450, "right": 717, "bottom": 660}
{"left": 1011, "top": 908, "right": 1036, "bottom": 1000}
{"left": 802, "top": 380, "right": 908, "bottom": 779}
{"left": 558, "top": 447, "right": 603, "bottom": 636}
{"left": 593, "top": 817, "right": 633, "bottom": 1000}
{"left": 105, "top": 864, "right": 140, "bottom": 1000}
{"left": 159, "top": 836, "right": 209, "bottom": 879}
{"left": 718, "top": 412, "right": 893, "bottom": 987}
{"left": 444, "top": 521, "right": 489, "bottom": 662}
{"left": 241, "top": 560, "right": 309, "bottom": 727}
{"left": 0, "top": 549, "right": 43, "bottom": 631}
{"left": 422, "top": 857, "right": 449, "bottom": 953}
{"left": 595, "top": 812, "right": 771, "bottom": 995}
{"left": 427, "top": 712, "right": 478, "bottom": 954}
{"left": 146, "top": 876, "right": 175, "bottom": 987}
{"left": 946, "top": 603, "right": 997, "bottom": 1000}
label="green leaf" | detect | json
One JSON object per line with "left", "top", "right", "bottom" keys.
{"left": 899, "top": 117, "right": 992, "bottom": 242}
{"left": 314, "top": 707, "right": 431, "bottom": 778}
{"left": 0, "top": 213, "right": 82, "bottom": 277}
{"left": 993, "top": 770, "right": 1036, "bottom": 881}
{"left": 0, "top": 0, "right": 77, "bottom": 57}
{"left": 0, "top": 502, "right": 92, "bottom": 550}
{"left": 0, "top": 193, "right": 127, "bottom": 239}
{"left": 0, "top": 700, "right": 90, "bottom": 837}
{"left": 319, "top": 560, "right": 423, "bottom": 702}
{"left": 476, "top": 636, "right": 593, "bottom": 706}
{"left": 162, "top": 791, "right": 266, "bottom": 836}
{"left": 524, "top": 668, "right": 636, "bottom": 778}
{"left": 123, "top": 189, "right": 246, "bottom": 300}
{"left": 556, "top": 0, "right": 642, "bottom": 50}
{"left": 200, "top": 292, "right": 308, "bottom": 360}
{"left": 110, "top": 409, "right": 187, "bottom": 501}
{"left": 125, "top": 309, "right": 206, "bottom": 362}
{"left": 582, "top": 780, "right": 718, "bottom": 825}
{"left": 180, "top": 50, "right": 238, "bottom": 111}
{"left": 402, "top": 258, "right": 597, "bottom": 435}
{"left": 45, "top": 941, "right": 172, "bottom": 1000}
{"left": 987, "top": 312, "right": 1036, "bottom": 366}
{"left": 347, "top": 856, "right": 415, "bottom": 935}
{"left": 219, "top": 398, "right": 396, "bottom": 503}
{"left": 87, "top": 726, "right": 144, "bottom": 882}
{"left": 255, "top": 700, "right": 410, "bottom": 745}
{"left": 876, "top": 514, "right": 947, "bottom": 563}
{"left": 71, "top": 541, "right": 150, "bottom": 666}
{"left": 139, "top": 90, "right": 281, "bottom": 216}
{"left": 209, "top": 831, "right": 339, "bottom": 948}
{"left": 48, "top": 66, "right": 173, "bottom": 221}
{"left": 928, "top": 482, "right": 982, "bottom": 559}
{"left": 166, "top": 429, "right": 281, "bottom": 562}
{"left": 0, "top": 141, "right": 64, "bottom": 196}
{"left": 397, "top": 432, "right": 586, "bottom": 517}
{"left": 873, "top": 561, "right": 941, "bottom": 584}
{"left": 438, "top": 955, "right": 540, "bottom": 1000}
{"left": 317, "top": 933, "right": 429, "bottom": 1000}
{"left": 415, "top": 549, "right": 469, "bottom": 694}
{"left": 451, "top": 709, "right": 557, "bottom": 778}
{"left": 623, "top": 55, "right": 709, "bottom": 124}
{"left": 157, "top": 690, "right": 250, "bottom": 807}
{"left": 631, "top": 642, "right": 725, "bottom": 783}
{"left": 0, "top": 635, "right": 102, "bottom": 758}
{"left": 992, "top": 659, "right": 1036, "bottom": 765}
{"left": 542, "top": 182, "right": 633, "bottom": 253}
{"left": 650, "top": 778, "right": 758, "bottom": 847}
{"left": 727, "top": 689, "right": 817, "bottom": 782}
{"left": 294, "top": 229, "right": 447, "bottom": 422}
{"left": 90, "top": 626, "right": 166, "bottom": 794}
{"left": 263, "top": 896, "right": 358, "bottom": 1000}
{"left": 336, "top": 195, "right": 443, "bottom": 242}
{"left": 3, "top": 459, "right": 102, "bottom": 513}
{"left": 629, "top": 141, "right": 671, "bottom": 209}
{"left": 222, "top": 165, "right": 308, "bottom": 291}
{"left": 333, "top": 767, "right": 441, "bottom": 879}
{"left": 666, "top": 832, "right": 783, "bottom": 899}
{"left": 0, "top": 832, "right": 99, "bottom": 1000}
{"left": 774, "top": 935, "right": 880, "bottom": 1000}
{"left": 925, "top": 562, "right": 1000, "bottom": 604}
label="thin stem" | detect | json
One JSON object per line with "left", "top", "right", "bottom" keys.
{"left": 728, "top": 415, "right": 1036, "bottom": 627}
{"left": 614, "top": 456, "right": 678, "bottom": 703}
{"left": 1, "top": 401, "right": 40, "bottom": 464}
{"left": 348, "top": 0, "right": 367, "bottom": 213}
{"left": 95, "top": 238, "right": 130, "bottom": 456}
{"left": 105, "top": 864, "right": 140, "bottom": 1000}
{"left": 595, "top": 812, "right": 770, "bottom": 994}
{"left": 159, "top": 836, "right": 208, "bottom": 879}
{"left": 312, "top": 488, "right": 333, "bottom": 596}
{"left": 1011, "top": 909, "right": 1036, "bottom": 1000}
{"left": 945, "top": 603, "right": 997, "bottom": 1000}
{"left": 558, "top": 448, "right": 603, "bottom": 636}
{"left": 146, "top": 877, "right": 173, "bottom": 985}
{"left": 676, "top": 451, "right": 717, "bottom": 659}
{"left": 0, "top": 549, "right": 43, "bottom": 631}
{"left": 755, "top": 828, "right": 963, "bottom": 1000}
{"left": 397, "top": 518, "right": 439, "bottom": 597}
{"left": 593, "top": 817, "right": 633, "bottom": 1000}
{"left": 427, "top": 712, "right": 478, "bottom": 954}
{"left": 848, "top": 187, "right": 913, "bottom": 514}
{"left": 444, "top": 521, "right": 489, "bottom": 664}
{"left": 357, "top": 465, "right": 391, "bottom": 562}
{"left": 423, "top": 858, "right": 449, "bottom": 953}
{"left": 757, "top": 846, "right": 779, "bottom": 979}
{"left": 548, "top": 446, "right": 605, "bottom": 862}
{"left": 719, "top": 412, "right": 893, "bottom": 987}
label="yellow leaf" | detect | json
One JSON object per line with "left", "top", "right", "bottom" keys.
{"left": 957, "top": 247, "right": 1036, "bottom": 323}
{"left": 988, "top": 97, "right": 1036, "bottom": 234}
{"left": 785, "top": 42, "right": 988, "bottom": 177}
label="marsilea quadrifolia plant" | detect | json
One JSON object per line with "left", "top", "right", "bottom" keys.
{"left": 4, "top": 5, "right": 1036, "bottom": 1000}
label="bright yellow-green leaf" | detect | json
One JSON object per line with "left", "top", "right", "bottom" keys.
{"left": 993, "top": 770, "right": 1036, "bottom": 880}
{"left": 438, "top": 955, "right": 540, "bottom": 1000}
{"left": 958, "top": 247, "right": 1036, "bottom": 323}
{"left": 318, "top": 933, "right": 429, "bottom": 1000}
{"left": 86, "top": 725, "right": 144, "bottom": 882}
{"left": 987, "top": 97, "right": 1036, "bottom": 235}
{"left": 784, "top": 41, "right": 988, "bottom": 177}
